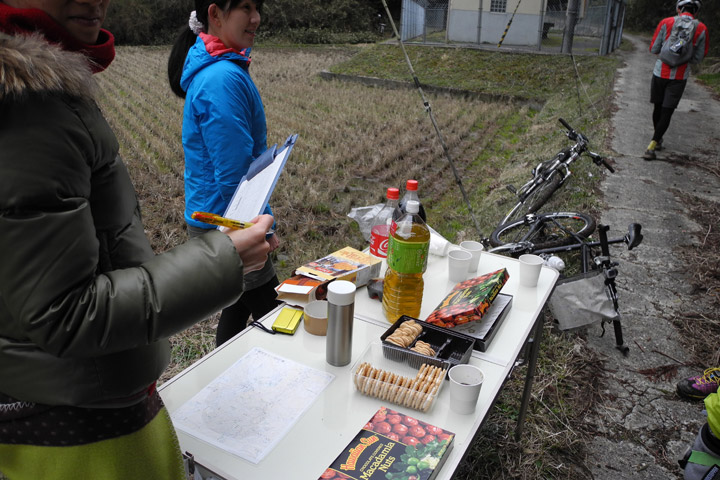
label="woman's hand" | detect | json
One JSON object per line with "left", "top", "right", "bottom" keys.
{"left": 267, "top": 232, "right": 280, "bottom": 252}
{"left": 225, "top": 215, "right": 274, "bottom": 273}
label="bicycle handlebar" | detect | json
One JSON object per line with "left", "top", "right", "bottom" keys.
{"left": 589, "top": 152, "right": 615, "bottom": 173}
{"left": 559, "top": 118, "right": 614, "bottom": 173}
{"left": 599, "top": 157, "right": 615, "bottom": 173}
{"left": 558, "top": 117, "right": 573, "bottom": 132}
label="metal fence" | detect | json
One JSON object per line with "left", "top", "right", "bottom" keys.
{"left": 401, "top": 0, "right": 450, "bottom": 43}
{"left": 544, "top": 0, "right": 625, "bottom": 53}
{"left": 399, "top": 0, "right": 625, "bottom": 55}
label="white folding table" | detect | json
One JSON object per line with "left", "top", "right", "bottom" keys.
{"left": 158, "top": 250, "right": 558, "bottom": 479}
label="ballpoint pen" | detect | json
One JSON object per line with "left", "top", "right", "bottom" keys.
{"left": 191, "top": 211, "right": 275, "bottom": 238}
{"left": 191, "top": 211, "right": 254, "bottom": 230}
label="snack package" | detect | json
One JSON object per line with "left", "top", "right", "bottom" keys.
{"left": 425, "top": 268, "right": 509, "bottom": 328}
{"left": 318, "top": 406, "right": 454, "bottom": 480}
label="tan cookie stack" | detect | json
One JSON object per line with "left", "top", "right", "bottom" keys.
{"left": 353, "top": 362, "right": 446, "bottom": 412}
{"left": 384, "top": 319, "right": 423, "bottom": 348}
{"left": 410, "top": 340, "right": 435, "bottom": 356}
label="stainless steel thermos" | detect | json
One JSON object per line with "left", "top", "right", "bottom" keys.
{"left": 325, "top": 280, "right": 356, "bottom": 366}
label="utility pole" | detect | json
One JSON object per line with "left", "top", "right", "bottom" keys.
{"left": 561, "top": 0, "right": 579, "bottom": 53}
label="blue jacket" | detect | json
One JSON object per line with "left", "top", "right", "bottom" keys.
{"left": 180, "top": 35, "right": 271, "bottom": 229}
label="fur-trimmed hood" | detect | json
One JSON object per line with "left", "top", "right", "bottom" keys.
{"left": 0, "top": 31, "right": 95, "bottom": 101}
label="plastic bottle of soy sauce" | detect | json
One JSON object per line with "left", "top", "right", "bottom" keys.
{"left": 382, "top": 200, "right": 430, "bottom": 323}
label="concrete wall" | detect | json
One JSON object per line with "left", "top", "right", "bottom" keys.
{"left": 451, "top": 0, "right": 543, "bottom": 16}
{"left": 448, "top": 8, "right": 544, "bottom": 45}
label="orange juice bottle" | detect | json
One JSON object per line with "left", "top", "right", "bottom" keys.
{"left": 382, "top": 200, "right": 430, "bottom": 323}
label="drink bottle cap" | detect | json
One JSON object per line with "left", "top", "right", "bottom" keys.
{"left": 406, "top": 200, "right": 420, "bottom": 214}
{"left": 327, "top": 280, "right": 356, "bottom": 306}
{"left": 406, "top": 180, "right": 418, "bottom": 191}
{"left": 387, "top": 187, "right": 400, "bottom": 200}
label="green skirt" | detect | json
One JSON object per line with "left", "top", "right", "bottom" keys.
{"left": 0, "top": 393, "right": 186, "bottom": 480}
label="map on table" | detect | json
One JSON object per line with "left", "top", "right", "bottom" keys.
{"left": 171, "top": 347, "right": 334, "bottom": 464}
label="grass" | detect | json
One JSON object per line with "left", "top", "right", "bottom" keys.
{"left": 0, "top": 41, "right": 620, "bottom": 480}
{"left": 697, "top": 71, "right": 720, "bottom": 92}
{"left": 327, "top": 43, "right": 617, "bottom": 103}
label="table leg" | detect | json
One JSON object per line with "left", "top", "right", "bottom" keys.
{"left": 514, "top": 309, "right": 545, "bottom": 440}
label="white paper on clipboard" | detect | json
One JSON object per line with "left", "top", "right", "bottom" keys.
{"left": 223, "top": 134, "right": 298, "bottom": 222}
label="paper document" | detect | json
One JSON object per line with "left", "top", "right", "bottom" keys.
{"left": 223, "top": 134, "right": 297, "bottom": 222}
{"left": 170, "top": 347, "right": 333, "bottom": 464}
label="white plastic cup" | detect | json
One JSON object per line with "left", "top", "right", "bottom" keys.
{"left": 518, "top": 254, "right": 544, "bottom": 287}
{"left": 459, "top": 240, "right": 484, "bottom": 273}
{"left": 448, "top": 364, "right": 484, "bottom": 414}
{"left": 448, "top": 249, "right": 472, "bottom": 283}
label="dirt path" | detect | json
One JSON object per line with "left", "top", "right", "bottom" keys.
{"left": 580, "top": 34, "right": 720, "bottom": 478}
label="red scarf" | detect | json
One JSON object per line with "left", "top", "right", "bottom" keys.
{"left": 0, "top": 2, "right": 115, "bottom": 73}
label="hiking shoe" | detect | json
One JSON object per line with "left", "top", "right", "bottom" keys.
{"left": 677, "top": 367, "right": 720, "bottom": 400}
{"left": 643, "top": 140, "right": 657, "bottom": 160}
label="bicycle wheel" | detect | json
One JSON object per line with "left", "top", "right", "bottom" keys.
{"left": 500, "top": 201, "right": 525, "bottom": 225}
{"left": 489, "top": 212, "right": 596, "bottom": 249}
{"left": 522, "top": 170, "right": 563, "bottom": 214}
{"left": 500, "top": 167, "right": 564, "bottom": 225}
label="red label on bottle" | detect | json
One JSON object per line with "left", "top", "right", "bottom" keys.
{"left": 370, "top": 224, "right": 389, "bottom": 258}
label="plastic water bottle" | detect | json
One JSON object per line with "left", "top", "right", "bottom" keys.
{"left": 396, "top": 179, "right": 427, "bottom": 222}
{"left": 544, "top": 255, "right": 565, "bottom": 272}
{"left": 382, "top": 200, "right": 430, "bottom": 323}
{"left": 369, "top": 187, "right": 399, "bottom": 259}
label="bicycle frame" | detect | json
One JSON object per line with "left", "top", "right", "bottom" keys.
{"left": 595, "top": 225, "right": 628, "bottom": 354}
{"left": 501, "top": 118, "right": 614, "bottom": 226}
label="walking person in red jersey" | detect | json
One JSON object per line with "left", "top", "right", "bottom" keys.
{"left": 643, "top": 0, "right": 709, "bottom": 160}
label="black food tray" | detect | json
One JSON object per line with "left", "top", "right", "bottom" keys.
{"left": 380, "top": 315, "right": 475, "bottom": 374}
{"left": 450, "top": 294, "right": 513, "bottom": 352}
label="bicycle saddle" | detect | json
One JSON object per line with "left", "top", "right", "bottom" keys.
{"left": 625, "top": 223, "right": 643, "bottom": 250}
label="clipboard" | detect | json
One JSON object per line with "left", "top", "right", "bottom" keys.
{"left": 223, "top": 134, "right": 298, "bottom": 222}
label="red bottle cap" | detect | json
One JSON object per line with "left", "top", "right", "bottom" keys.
{"left": 387, "top": 187, "right": 400, "bottom": 200}
{"left": 406, "top": 180, "right": 418, "bottom": 191}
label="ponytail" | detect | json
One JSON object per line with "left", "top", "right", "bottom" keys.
{"left": 168, "top": 26, "right": 197, "bottom": 99}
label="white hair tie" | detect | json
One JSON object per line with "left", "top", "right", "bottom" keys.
{"left": 188, "top": 10, "right": 203, "bottom": 35}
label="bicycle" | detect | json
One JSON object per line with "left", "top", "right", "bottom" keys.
{"left": 487, "top": 212, "right": 643, "bottom": 355}
{"left": 499, "top": 118, "right": 615, "bottom": 226}
{"left": 489, "top": 211, "right": 598, "bottom": 250}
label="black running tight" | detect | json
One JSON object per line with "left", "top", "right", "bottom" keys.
{"left": 652, "top": 103, "right": 675, "bottom": 143}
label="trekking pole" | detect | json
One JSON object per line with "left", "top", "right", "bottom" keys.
{"left": 380, "top": 0, "right": 484, "bottom": 239}
{"left": 498, "top": 0, "right": 523, "bottom": 47}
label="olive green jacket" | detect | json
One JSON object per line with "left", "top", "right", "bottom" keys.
{"left": 0, "top": 32, "right": 245, "bottom": 407}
